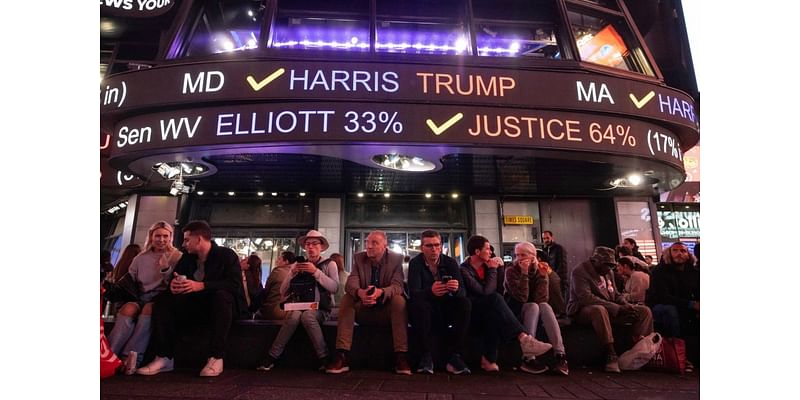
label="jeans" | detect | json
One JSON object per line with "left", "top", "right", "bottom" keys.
{"left": 268, "top": 309, "right": 330, "bottom": 359}
{"left": 470, "top": 293, "right": 524, "bottom": 363}
{"left": 408, "top": 294, "right": 471, "bottom": 356}
{"left": 507, "top": 299, "right": 565, "bottom": 355}
{"left": 652, "top": 304, "right": 682, "bottom": 337}
{"left": 150, "top": 290, "right": 236, "bottom": 359}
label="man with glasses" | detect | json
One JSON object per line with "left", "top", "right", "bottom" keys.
{"left": 257, "top": 230, "right": 339, "bottom": 372}
{"left": 407, "top": 230, "right": 472, "bottom": 374}
{"left": 137, "top": 220, "right": 248, "bottom": 377}
{"left": 326, "top": 230, "right": 410, "bottom": 375}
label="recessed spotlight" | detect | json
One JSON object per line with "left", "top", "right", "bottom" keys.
{"left": 357, "top": 192, "right": 364, "bottom": 198}
{"left": 299, "top": 192, "right": 306, "bottom": 197}
{"left": 228, "top": 191, "right": 235, "bottom": 196}
{"left": 451, "top": 193, "right": 459, "bottom": 199}
{"left": 257, "top": 191, "right": 264, "bottom": 196}
{"left": 425, "top": 193, "right": 432, "bottom": 198}
{"left": 197, "top": 191, "right": 204, "bottom": 196}
{"left": 271, "top": 192, "right": 278, "bottom": 196}
{"left": 627, "top": 173, "right": 643, "bottom": 186}
{"left": 384, "top": 193, "right": 391, "bottom": 198}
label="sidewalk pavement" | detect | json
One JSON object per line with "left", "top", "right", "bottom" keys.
{"left": 101, "top": 365, "right": 699, "bottom": 400}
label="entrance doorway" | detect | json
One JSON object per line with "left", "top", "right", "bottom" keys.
{"left": 213, "top": 232, "right": 302, "bottom": 285}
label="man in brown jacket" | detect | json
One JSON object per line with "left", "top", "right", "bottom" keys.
{"left": 567, "top": 246, "right": 653, "bottom": 373}
{"left": 325, "top": 230, "right": 411, "bottom": 375}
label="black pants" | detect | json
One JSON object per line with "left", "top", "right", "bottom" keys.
{"left": 469, "top": 292, "right": 525, "bottom": 362}
{"left": 151, "top": 290, "right": 236, "bottom": 359}
{"left": 408, "top": 294, "right": 471, "bottom": 357}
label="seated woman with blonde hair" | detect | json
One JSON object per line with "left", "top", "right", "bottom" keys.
{"left": 107, "top": 221, "right": 182, "bottom": 374}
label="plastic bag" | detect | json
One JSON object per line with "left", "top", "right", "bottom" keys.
{"left": 619, "top": 332, "right": 662, "bottom": 370}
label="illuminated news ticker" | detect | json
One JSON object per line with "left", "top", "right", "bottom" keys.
{"left": 100, "top": 60, "right": 699, "bottom": 140}
{"left": 110, "top": 102, "right": 684, "bottom": 168}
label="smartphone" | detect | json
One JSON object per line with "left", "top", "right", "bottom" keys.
{"left": 440, "top": 275, "right": 452, "bottom": 283}
{"left": 366, "top": 286, "right": 376, "bottom": 295}
{"left": 175, "top": 274, "right": 187, "bottom": 283}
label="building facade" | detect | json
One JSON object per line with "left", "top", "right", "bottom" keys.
{"left": 101, "top": 0, "right": 700, "bottom": 283}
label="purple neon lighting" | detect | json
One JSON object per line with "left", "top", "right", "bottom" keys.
{"left": 208, "top": 30, "right": 259, "bottom": 54}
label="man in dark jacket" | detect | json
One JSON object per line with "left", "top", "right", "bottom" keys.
{"left": 137, "top": 220, "right": 247, "bottom": 377}
{"left": 647, "top": 242, "right": 699, "bottom": 338}
{"left": 460, "top": 235, "right": 552, "bottom": 374}
{"left": 542, "top": 231, "right": 569, "bottom": 301}
{"left": 407, "top": 230, "right": 471, "bottom": 374}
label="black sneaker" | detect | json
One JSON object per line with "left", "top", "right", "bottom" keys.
{"left": 395, "top": 353, "right": 412, "bottom": 375}
{"left": 446, "top": 354, "right": 471, "bottom": 375}
{"left": 417, "top": 353, "right": 434, "bottom": 374}
{"left": 550, "top": 353, "right": 569, "bottom": 376}
{"left": 520, "top": 357, "right": 549, "bottom": 374}
{"left": 325, "top": 352, "right": 350, "bottom": 374}
{"left": 256, "top": 355, "right": 276, "bottom": 371}
{"left": 605, "top": 354, "right": 621, "bottom": 373}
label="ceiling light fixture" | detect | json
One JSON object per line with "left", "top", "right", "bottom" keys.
{"left": 153, "top": 161, "right": 209, "bottom": 179}
{"left": 371, "top": 153, "right": 436, "bottom": 172}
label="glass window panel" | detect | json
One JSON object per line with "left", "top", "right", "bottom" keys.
{"left": 567, "top": 7, "right": 653, "bottom": 75}
{"left": 616, "top": 200, "right": 657, "bottom": 261}
{"left": 345, "top": 198, "right": 468, "bottom": 228}
{"left": 570, "top": 0, "right": 620, "bottom": 11}
{"left": 272, "top": 16, "right": 370, "bottom": 52}
{"left": 183, "top": 0, "right": 264, "bottom": 57}
{"left": 472, "top": 0, "right": 558, "bottom": 22}
{"left": 376, "top": 20, "right": 468, "bottom": 55}
{"left": 476, "top": 24, "right": 559, "bottom": 58}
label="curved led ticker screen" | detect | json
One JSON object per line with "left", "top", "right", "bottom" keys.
{"left": 100, "top": 58, "right": 698, "bottom": 185}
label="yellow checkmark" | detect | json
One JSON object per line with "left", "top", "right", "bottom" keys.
{"left": 246, "top": 68, "right": 285, "bottom": 91}
{"left": 426, "top": 113, "right": 464, "bottom": 135}
{"left": 629, "top": 91, "right": 655, "bottom": 109}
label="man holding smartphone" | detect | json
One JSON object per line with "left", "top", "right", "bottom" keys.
{"left": 407, "top": 230, "right": 472, "bottom": 374}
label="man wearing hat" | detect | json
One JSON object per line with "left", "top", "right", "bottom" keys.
{"left": 566, "top": 246, "right": 653, "bottom": 373}
{"left": 257, "top": 230, "right": 339, "bottom": 371}
{"left": 325, "top": 230, "right": 411, "bottom": 375}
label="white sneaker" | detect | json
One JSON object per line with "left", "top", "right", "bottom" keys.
{"left": 136, "top": 356, "right": 174, "bottom": 376}
{"left": 199, "top": 357, "right": 223, "bottom": 377}
{"left": 519, "top": 334, "right": 552, "bottom": 358}
{"left": 123, "top": 351, "right": 138, "bottom": 375}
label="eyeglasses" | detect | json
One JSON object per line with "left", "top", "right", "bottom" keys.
{"left": 304, "top": 241, "right": 322, "bottom": 247}
{"left": 422, "top": 243, "right": 442, "bottom": 248}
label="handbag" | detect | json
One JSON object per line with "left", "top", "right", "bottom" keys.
{"left": 645, "top": 336, "right": 687, "bottom": 374}
{"left": 619, "top": 332, "right": 662, "bottom": 370}
{"left": 102, "top": 273, "right": 139, "bottom": 303}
